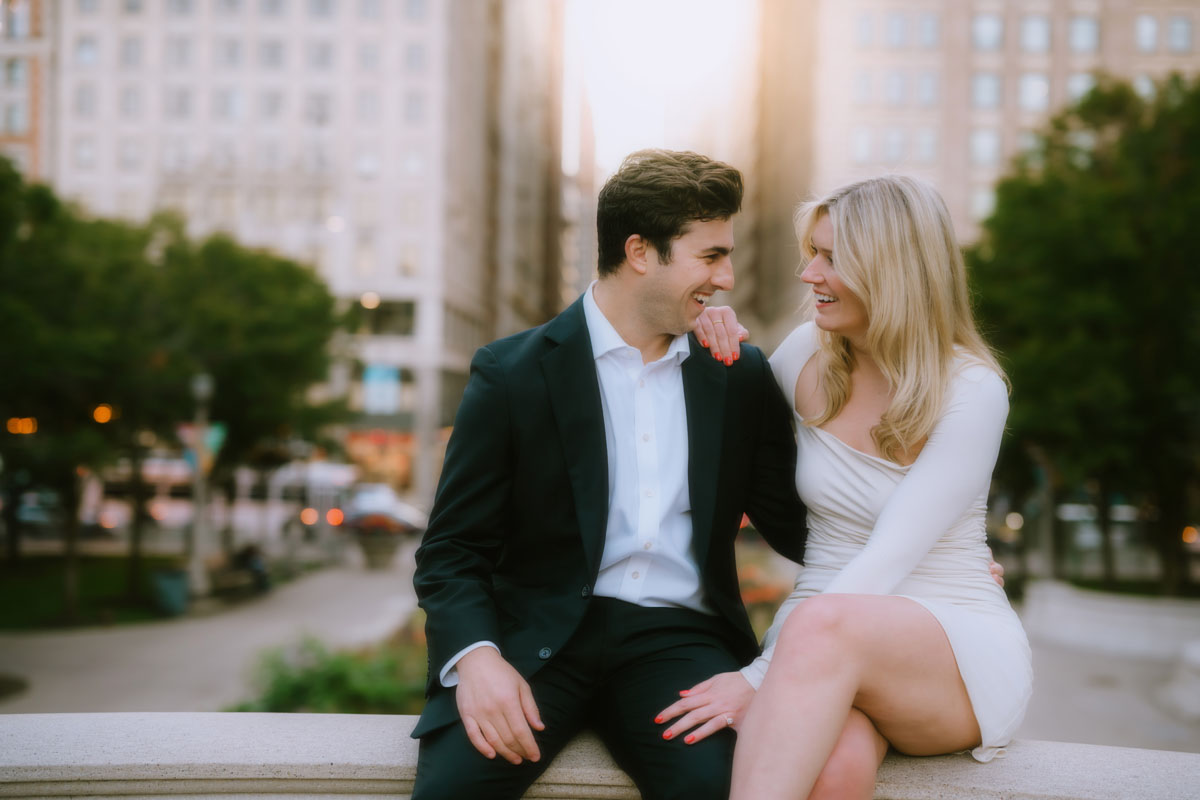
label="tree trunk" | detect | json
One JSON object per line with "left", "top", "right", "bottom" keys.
{"left": 61, "top": 476, "right": 82, "bottom": 624}
{"left": 2, "top": 479, "right": 22, "bottom": 565}
{"left": 1156, "top": 484, "right": 1189, "bottom": 596}
{"left": 1097, "top": 478, "right": 1117, "bottom": 590}
{"left": 126, "top": 452, "right": 152, "bottom": 601}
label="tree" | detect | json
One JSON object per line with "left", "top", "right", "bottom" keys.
{"left": 969, "top": 73, "right": 1200, "bottom": 594}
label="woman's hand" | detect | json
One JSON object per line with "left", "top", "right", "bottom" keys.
{"left": 655, "top": 671, "right": 756, "bottom": 744}
{"left": 693, "top": 306, "right": 748, "bottom": 366}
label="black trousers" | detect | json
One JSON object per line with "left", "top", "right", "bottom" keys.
{"left": 412, "top": 597, "right": 743, "bottom": 800}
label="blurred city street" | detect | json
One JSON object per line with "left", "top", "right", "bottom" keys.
{"left": 0, "top": 540, "right": 417, "bottom": 714}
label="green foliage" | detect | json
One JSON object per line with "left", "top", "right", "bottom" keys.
{"left": 0, "top": 556, "right": 180, "bottom": 629}
{"left": 969, "top": 73, "right": 1200, "bottom": 592}
{"left": 230, "top": 637, "right": 427, "bottom": 714}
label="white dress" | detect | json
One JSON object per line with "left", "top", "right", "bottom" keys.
{"left": 739, "top": 322, "right": 1032, "bottom": 762}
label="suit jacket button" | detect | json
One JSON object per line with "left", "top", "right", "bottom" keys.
{"left": 538, "top": 647, "right": 552, "bottom": 660}
{"left": 581, "top": 585, "right": 590, "bottom": 597}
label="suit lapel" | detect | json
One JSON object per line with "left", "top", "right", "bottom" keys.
{"left": 683, "top": 336, "right": 727, "bottom": 575}
{"left": 542, "top": 299, "right": 609, "bottom": 578}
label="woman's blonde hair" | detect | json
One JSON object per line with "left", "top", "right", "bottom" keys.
{"left": 795, "top": 174, "right": 1004, "bottom": 462}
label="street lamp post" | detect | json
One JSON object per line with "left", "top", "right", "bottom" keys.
{"left": 187, "top": 373, "right": 214, "bottom": 597}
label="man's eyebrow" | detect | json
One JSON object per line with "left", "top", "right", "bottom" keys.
{"left": 702, "top": 245, "right": 733, "bottom": 255}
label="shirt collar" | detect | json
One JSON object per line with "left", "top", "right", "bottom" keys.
{"left": 582, "top": 281, "right": 691, "bottom": 365}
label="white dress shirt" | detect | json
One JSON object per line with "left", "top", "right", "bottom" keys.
{"left": 439, "top": 283, "right": 710, "bottom": 687}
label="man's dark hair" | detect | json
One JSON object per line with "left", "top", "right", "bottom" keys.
{"left": 595, "top": 149, "right": 743, "bottom": 277}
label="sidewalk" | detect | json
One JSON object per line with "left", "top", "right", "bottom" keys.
{"left": 0, "top": 540, "right": 419, "bottom": 714}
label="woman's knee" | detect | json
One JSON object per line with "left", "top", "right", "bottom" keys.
{"left": 776, "top": 594, "right": 858, "bottom": 660}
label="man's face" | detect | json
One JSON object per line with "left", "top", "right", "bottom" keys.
{"left": 640, "top": 218, "right": 735, "bottom": 336}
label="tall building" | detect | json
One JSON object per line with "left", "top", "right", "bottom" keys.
{"left": 45, "top": 0, "right": 563, "bottom": 504}
{"left": 808, "top": 1, "right": 1200, "bottom": 242}
{"left": 0, "top": 0, "right": 52, "bottom": 179}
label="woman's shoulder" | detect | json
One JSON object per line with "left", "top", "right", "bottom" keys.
{"left": 769, "top": 321, "right": 820, "bottom": 396}
{"left": 948, "top": 355, "right": 1009, "bottom": 412}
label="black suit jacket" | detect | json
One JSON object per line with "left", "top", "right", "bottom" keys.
{"left": 412, "top": 295, "right": 805, "bottom": 737}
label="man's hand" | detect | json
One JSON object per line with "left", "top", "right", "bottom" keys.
{"left": 692, "top": 305, "right": 748, "bottom": 366}
{"left": 655, "top": 671, "right": 756, "bottom": 745}
{"left": 455, "top": 647, "right": 545, "bottom": 764}
{"left": 988, "top": 548, "right": 1005, "bottom": 588}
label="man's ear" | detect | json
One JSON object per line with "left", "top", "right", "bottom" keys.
{"left": 624, "top": 234, "right": 652, "bottom": 275}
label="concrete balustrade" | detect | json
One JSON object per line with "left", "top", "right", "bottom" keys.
{"left": 2, "top": 712, "right": 1198, "bottom": 799}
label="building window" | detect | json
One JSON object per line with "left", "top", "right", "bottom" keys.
{"left": 216, "top": 39, "right": 242, "bottom": 68}
{"left": 308, "top": 41, "right": 334, "bottom": 70}
{"left": 1066, "top": 73, "right": 1095, "bottom": 102}
{"left": 404, "top": 0, "right": 426, "bottom": 22}
{"left": 851, "top": 127, "right": 872, "bottom": 164}
{"left": 75, "top": 37, "right": 100, "bottom": 67}
{"left": 401, "top": 150, "right": 424, "bottom": 176}
{"left": 119, "top": 37, "right": 143, "bottom": 69}
{"left": 77, "top": 0, "right": 99, "bottom": 14}
{"left": 397, "top": 244, "right": 421, "bottom": 276}
{"left": 1135, "top": 15, "right": 1158, "bottom": 53}
{"left": 123, "top": 0, "right": 144, "bottom": 13}
{"left": 118, "top": 139, "right": 142, "bottom": 170}
{"left": 354, "top": 231, "right": 376, "bottom": 275}
{"left": 971, "top": 72, "right": 1002, "bottom": 109}
{"left": 1167, "top": 16, "right": 1193, "bottom": 53}
{"left": 854, "top": 72, "right": 871, "bottom": 105}
{"left": 73, "top": 137, "right": 96, "bottom": 170}
{"left": 404, "top": 42, "right": 426, "bottom": 72}
{"left": 355, "top": 150, "right": 381, "bottom": 179}
{"left": 1018, "top": 73, "right": 1049, "bottom": 111}
{"left": 261, "top": 0, "right": 287, "bottom": 16}
{"left": 913, "top": 128, "right": 937, "bottom": 163}
{"left": 259, "top": 90, "right": 284, "bottom": 119}
{"left": 74, "top": 84, "right": 98, "bottom": 118}
{"left": 119, "top": 85, "right": 142, "bottom": 118}
{"left": 359, "top": 0, "right": 382, "bottom": 19}
{"left": 304, "top": 92, "right": 333, "bottom": 126}
{"left": 165, "top": 87, "right": 192, "bottom": 120}
{"left": 916, "top": 12, "right": 939, "bottom": 48}
{"left": 915, "top": 71, "right": 938, "bottom": 106}
{"left": 260, "top": 40, "right": 285, "bottom": 68}
{"left": 885, "top": 12, "right": 908, "bottom": 48}
{"left": 166, "top": 37, "right": 191, "bottom": 68}
{"left": 167, "top": 0, "right": 194, "bottom": 16}
{"left": 883, "top": 71, "right": 906, "bottom": 106}
{"left": 213, "top": 88, "right": 243, "bottom": 121}
{"left": 1068, "top": 16, "right": 1100, "bottom": 53}
{"left": 403, "top": 91, "right": 425, "bottom": 125}
{"left": 359, "top": 41, "right": 381, "bottom": 70}
{"left": 1020, "top": 15, "right": 1050, "bottom": 53}
{"left": 4, "top": 59, "right": 27, "bottom": 88}
{"left": 216, "top": 0, "right": 243, "bottom": 14}
{"left": 882, "top": 128, "right": 905, "bottom": 164}
{"left": 4, "top": 0, "right": 31, "bottom": 37}
{"left": 856, "top": 13, "right": 873, "bottom": 47}
{"left": 972, "top": 14, "right": 1003, "bottom": 51}
{"left": 1133, "top": 74, "right": 1156, "bottom": 99}
{"left": 970, "top": 188, "right": 995, "bottom": 220}
{"left": 308, "top": 0, "right": 334, "bottom": 18}
{"left": 3, "top": 101, "right": 27, "bottom": 134}
{"left": 969, "top": 128, "right": 1001, "bottom": 165}
{"left": 356, "top": 90, "right": 380, "bottom": 124}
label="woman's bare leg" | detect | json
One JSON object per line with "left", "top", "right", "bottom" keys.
{"left": 807, "top": 708, "right": 888, "bottom": 800}
{"left": 729, "top": 594, "right": 979, "bottom": 800}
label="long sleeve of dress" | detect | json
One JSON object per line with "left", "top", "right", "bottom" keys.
{"left": 741, "top": 363, "right": 1008, "bottom": 689}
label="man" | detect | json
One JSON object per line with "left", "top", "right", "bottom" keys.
{"left": 411, "top": 149, "right": 806, "bottom": 799}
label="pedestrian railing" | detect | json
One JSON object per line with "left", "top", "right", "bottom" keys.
{"left": 1, "top": 712, "right": 1198, "bottom": 799}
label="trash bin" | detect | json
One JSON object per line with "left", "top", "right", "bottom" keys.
{"left": 151, "top": 568, "right": 190, "bottom": 617}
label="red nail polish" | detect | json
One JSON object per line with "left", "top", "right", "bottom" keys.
{"left": 701, "top": 340, "right": 708, "bottom": 348}
{"left": 685, "top": 735, "right": 695, "bottom": 744}
{"left": 663, "top": 730, "right": 674, "bottom": 740}
{"left": 654, "top": 715, "right": 663, "bottom": 724}
{"left": 680, "top": 690, "right": 690, "bottom": 696}
{"left": 725, "top": 357, "right": 732, "bottom": 366}
{"left": 713, "top": 352, "right": 721, "bottom": 359}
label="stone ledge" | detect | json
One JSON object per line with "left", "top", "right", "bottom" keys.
{"left": 1, "top": 712, "right": 1198, "bottom": 799}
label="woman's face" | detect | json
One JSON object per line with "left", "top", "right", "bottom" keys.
{"left": 799, "top": 214, "right": 869, "bottom": 343}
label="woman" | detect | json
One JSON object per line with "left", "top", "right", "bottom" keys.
{"left": 658, "top": 175, "right": 1032, "bottom": 799}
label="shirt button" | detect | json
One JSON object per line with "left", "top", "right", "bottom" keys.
{"left": 631, "top": 571, "right": 640, "bottom": 579}
{"left": 645, "top": 489, "right": 654, "bottom": 497}
{"left": 581, "top": 585, "right": 590, "bottom": 597}
{"left": 538, "top": 647, "right": 552, "bottom": 660}
{"left": 643, "top": 542, "right": 652, "bottom": 550}
{"left": 642, "top": 433, "right": 650, "bottom": 442}
{"left": 638, "top": 379, "right": 645, "bottom": 388}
